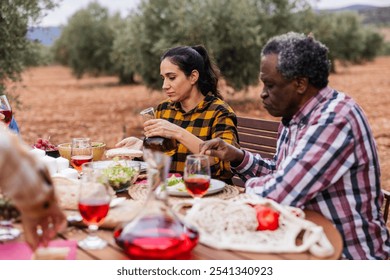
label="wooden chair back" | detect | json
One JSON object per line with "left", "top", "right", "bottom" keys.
{"left": 232, "top": 116, "right": 280, "bottom": 187}
{"left": 383, "top": 189, "right": 390, "bottom": 224}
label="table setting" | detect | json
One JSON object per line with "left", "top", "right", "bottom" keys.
{"left": 44, "top": 146, "right": 339, "bottom": 260}
{"left": 2, "top": 108, "right": 341, "bottom": 260}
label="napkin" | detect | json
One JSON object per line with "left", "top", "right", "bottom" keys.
{"left": 0, "top": 240, "right": 77, "bottom": 260}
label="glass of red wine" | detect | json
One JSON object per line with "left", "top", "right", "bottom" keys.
{"left": 0, "top": 95, "right": 12, "bottom": 126}
{"left": 78, "top": 165, "right": 111, "bottom": 250}
{"left": 71, "top": 138, "right": 93, "bottom": 173}
{"left": 183, "top": 154, "right": 211, "bottom": 202}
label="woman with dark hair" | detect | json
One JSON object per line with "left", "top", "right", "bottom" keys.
{"left": 116, "top": 45, "right": 239, "bottom": 182}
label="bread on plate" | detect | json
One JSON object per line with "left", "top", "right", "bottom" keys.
{"left": 105, "top": 148, "right": 143, "bottom": 158}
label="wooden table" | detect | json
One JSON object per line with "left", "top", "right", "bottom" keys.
{"left": 39, "top": 209, "right": 342, "bottom": 260}
{"left": 4, "top": 182, "right": 343, "bottom": 260}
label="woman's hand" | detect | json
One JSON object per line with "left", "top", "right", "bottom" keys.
{"left": 144, "top": 119, "right": 180, "bottom": 140}
{"left": 21, "top": 201, "right": 67, "bottom": 251}
{"left": 115, "top": 137, "right": 143, "bottom": 149}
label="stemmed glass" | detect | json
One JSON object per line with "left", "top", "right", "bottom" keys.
{"left": 0, "top": 95, "right": 12, "bottom": 126}
{"left": 78, "top": 164, "right": 111, "bottom": 250}
{"left": 71, "top": 138, "right": 93, "bottom": 173}
{"left": 183, "top": 154, "right": 211, "bottom": 203}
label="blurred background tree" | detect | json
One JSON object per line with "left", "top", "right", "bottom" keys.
{"left": 109, "top": 0, "right": 312, "bottom": 90}
{"left": 0, "top": 0, "right": 58, "bottom": 97}
{"left": 46, "top": 0, "right": 387, "bottom": 93}
{"left": 296, "top": 10, "right": 384, "bottom": 71}
{"left": 108, "top": 0, "right": 385, "bottom": 91}
{"left": 52, "top": 2, "right": 117, "bottom": 79}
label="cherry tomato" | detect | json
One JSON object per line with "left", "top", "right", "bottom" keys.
{"left": 253, "top": 204, "right": 280, "bottom": 231}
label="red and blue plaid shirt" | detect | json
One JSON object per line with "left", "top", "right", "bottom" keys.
{"left": 234, "top": 86, "right": 390, "bottom": 259}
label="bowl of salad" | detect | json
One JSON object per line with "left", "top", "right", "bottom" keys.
{"left": 101, "top": 160, "right": 141, "bottom": 193}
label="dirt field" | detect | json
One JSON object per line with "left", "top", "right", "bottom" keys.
{"left": 11, "top": 56, "right": 390, "bottom": 192}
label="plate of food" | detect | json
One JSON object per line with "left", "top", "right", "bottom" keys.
{"left": 166, "top": 175, "right": 225, "bottom": 197}
{"left": 99, "top": 160, "right": 142, "bottom": 193}
{"left": 92, "top": 160, "right": 147, "bottom": 172}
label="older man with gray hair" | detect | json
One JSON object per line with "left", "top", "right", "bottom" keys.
{"left": 200, "top": 32, "right": 390, "bottom": 259}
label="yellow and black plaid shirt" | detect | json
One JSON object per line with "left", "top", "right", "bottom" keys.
{"left": 155, "top": 92, "right": 239, "bottom": 183}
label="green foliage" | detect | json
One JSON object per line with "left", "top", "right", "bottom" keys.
{"left": 293, "top": 10, "right": 385, "bottom": 71}
{"left": 379, "top": 42, "right": 390, "bottom": 56}
{"left": 52, "top": 2, "right": 117, "bottom": 78}
{"left": 111, "top": 0, "right": 311, "bottom": 91}
{"left": 22, "top": 40, "right": 54, "bottom": 67}
{"left": 52, "top": 0, "right": 385, "bottom": 91}
{"left": 0, "top": 0, "right": 57, "bottom": 95}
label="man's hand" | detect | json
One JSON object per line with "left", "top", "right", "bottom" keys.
{"left": 199, "top": 138, "right": 245, "bottom": 163}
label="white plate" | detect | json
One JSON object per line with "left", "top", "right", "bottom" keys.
{"left": 167, "top": 178, "right": 225, "bottom": 197}
{"left": 92, "top": 160, "right": 147, "bottom": 172}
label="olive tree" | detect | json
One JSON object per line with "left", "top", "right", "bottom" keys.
{"left": 52, "top": 2, "right": 117, "bottom": 78}
{"left": 294, "top": 10, "right": 384, "bottom": 71}
{"left": 111, "top": 0, "right": 310, "bottom": 91}
{"left": 0, "top": 0, "right": 57, "bottom": 95}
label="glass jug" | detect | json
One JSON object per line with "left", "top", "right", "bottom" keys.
{"left": 113, "top": 149, "right": 199, "bottom": 259}
{"left": 140, "top": 107, "right": 177, "bottom": 156}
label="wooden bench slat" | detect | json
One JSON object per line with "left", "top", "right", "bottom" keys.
{"left": 238, "top": 127, "right": 278, "bottom": 138}
{"left": 234, "top": 116, "right": 279, "bottom": 187}
{"left": 237, "top": 117, "right": 279, "bottom": 129}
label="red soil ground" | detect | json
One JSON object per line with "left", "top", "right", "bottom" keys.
{"left": 11, "top": 57, "right": 390, "bottom": 194}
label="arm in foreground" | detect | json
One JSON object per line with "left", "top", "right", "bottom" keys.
{"left": 0, "top": 123, "right": 66, "bottom": 250}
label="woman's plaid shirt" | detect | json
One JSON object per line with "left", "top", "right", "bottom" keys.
{"left": 155, "top": 92, "right": 239, "bottom": 182}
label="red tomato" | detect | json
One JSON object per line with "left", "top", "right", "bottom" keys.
{"left": 253, "top": 204, "right": 280, "bottom": 231}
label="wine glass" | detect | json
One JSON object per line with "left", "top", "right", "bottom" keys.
{"left": 183, "top": 154, "right": 211, "bottom": 202}
{"left": 0, "top": 95, "right": 12, "bottom": 126}
{"left": 71, "top": 138, "right": 93, "bottom": 173}
{"left": 78, "top": 164, "right": 111, "bottom": 250}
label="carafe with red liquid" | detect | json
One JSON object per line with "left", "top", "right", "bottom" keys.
{"left": 113, "top": 149, "right": 199, "bottom": 259}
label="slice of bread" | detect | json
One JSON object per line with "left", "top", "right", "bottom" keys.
{"left": 105, "top": 148, "right": 143, "bottom": 158}
{"left": 32, "top": 247, "right": 70, "bottom": 260}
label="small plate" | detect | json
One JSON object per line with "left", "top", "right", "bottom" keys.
{"left": 92, "top": 160, "right": 147, "bottom": 172}
{"left": 167, "top": 178, "right": 225, "bottom": 197}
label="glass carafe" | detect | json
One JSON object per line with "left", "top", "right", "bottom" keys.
{"left": 113, "top": 149, "right": 199, "bottom": 259}
{"left": 140, "top": 107, "right": 177, "bottom": 156}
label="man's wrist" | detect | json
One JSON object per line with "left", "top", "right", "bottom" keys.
{"left": 231, "top": 149, "right": 245, "bottom": 167}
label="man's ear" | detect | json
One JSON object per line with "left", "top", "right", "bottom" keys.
{"left": 295, "top": 77, "right": 308, "bottom": 94}
{"left": 190, "top": 70, "right": 199, "bottom": 85}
